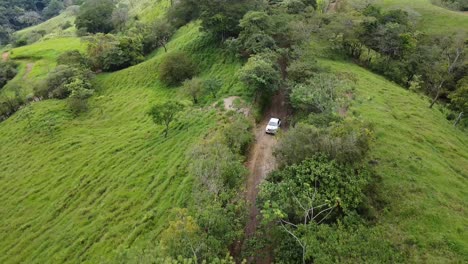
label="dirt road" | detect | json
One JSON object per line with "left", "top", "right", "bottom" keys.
{"left": 240, "top": 90, "right": 289, "bottom": 263}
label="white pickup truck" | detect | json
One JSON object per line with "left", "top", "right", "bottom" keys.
{"left": 265, "top": 118, "right": 281, "bottom": 134}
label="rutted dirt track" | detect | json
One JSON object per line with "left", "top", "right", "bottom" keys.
{"left": 240, "top": 90, "right": 289, "bottom": 263}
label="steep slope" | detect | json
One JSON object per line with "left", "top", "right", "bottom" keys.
{"left": 381, "top": 0, "right": 468, "bottom": 34}
{"left": 1, "top": 37, "right": 86, "bottom": 96}
{"left": 0, "top": 24, "right": 245, "bottom": 263}
{"left": 321, "top": 59, "right": 468, "bottom": 262}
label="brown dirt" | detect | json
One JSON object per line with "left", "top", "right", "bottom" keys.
{"left": 223, "top": 96, "right": 251, "bottom": 116}
{"left": 23, "top": 63, "right": 34, "bottom": 79}
{"left": 2, "top": 52, "right": 9, "bottom": 62}
{"left": 236, "top": 90, "right": 289, "bottom": 263}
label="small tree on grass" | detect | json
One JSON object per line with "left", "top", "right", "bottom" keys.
{"left": 183, "top": 77, "right": 203, "bottom": 104}
{"left": 151, "top": 19, "right": 175, "bottom": 53}
{"left": 66, "top": 78, "right": 94, "bottom": 115}
{"left": 204, "top": 78, "right": 222, "bottom": 98}
{"left": 148, "top": 100, "right": 184, "bottom": 137}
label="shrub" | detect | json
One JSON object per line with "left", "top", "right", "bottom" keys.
{"left": 290, "top": 73, "right": 351, "bottom": 114}
{"left": 167, "top": 0, "right": 200, "bottom": 29}
{"left": 61, "top": 21, "right": 73, "bottom": 30}
{"left": 86, "top": 34, "right": 143, "bottom": 72}
{"left": 238, "top": 53, "right": 281, "bottom": 101}
{"left": 182, "top": 78, "right": 204, "bottom": 104}
{"left": 75, "top": 0, "right": 115, "bottom": 34}
{"left": 223, "top": 113, "right": 254, "bottom": 155}
{"left": 57, "top": 50, "right": 89, "bottom": 67}
{"left": 66, "top": 78, "right": 94, "bottom": 115}
{"left": 158, "top": 52, "right": 197, "bottom": 86}
{"left": 0, "top": 61, "right": 18, "bottom": 89}
{"left": 287, "top": 59, "right": 320, "bottom": 84}
{"left": 143, "top": 19, "right": 175, "bottom": 53}
{"left": 34, "top": 65, "right": 93, "bottom": 99}
{"left": 260, "top": 155, "right": 371, "bottom": 223}
{"left": 275, "top": 119, "right": 373, "bottom": 166}
{"left": 0, "top": 94, "right": 24, "bottom": 121}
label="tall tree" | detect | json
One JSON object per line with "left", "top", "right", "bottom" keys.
{"left": 75, "top": 0, "right": 115, "bottom": 33}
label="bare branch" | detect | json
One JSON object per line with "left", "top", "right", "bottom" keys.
{"left": 312, "top": 206, "right": 335, "bottom": 221}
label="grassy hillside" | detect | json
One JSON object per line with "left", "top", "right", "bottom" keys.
{"left": 1, "top": 37, "right": 86, "bottom": 97}
{"left": 380, "top": 0, "right": 468, "bottom": 34}
{"left": 320, "top": 59, "right": 468, "bottom": 262}
{"left": 0, "top": 23, "right": 245, "bottom": 263}
{"left": 14, "top": 8, "right": 78, "bottom": 41}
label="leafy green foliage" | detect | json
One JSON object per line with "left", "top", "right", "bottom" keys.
{"left": 432, "top": 0, "right": 468, "bottom": 11}
{"left": 42, "top": 0, "right": 64, "bottom": 19}
{"left": 86, "top": 33, "right": 144, "bottom": 72}
{"left": 75, "top": 0, "right": 115, "bottom": 34}
{"left": 167, "top": 0, "right": 200, "bottom": 28}
{"left": 204, "top": 78, "right": 222, "bottom": 98}
{"left": 145, "top": 19, "right": 175, "bottom": 53}
{"left": 148, "top": 100, "right": 185, "bottom": 137}
{"left": 0, "top": 61, "right": 18, "bottom": 89}
{"left": 273, "top": 215, "right": 402, "bottom": 264}
{"left": 182, "top": 77, "right": 203, "bottom": 104}
{"left": 0, "top": 0, "right": 67, "bottom": 44}
{"left": 275, "top": 119, "right": 373, "bottom": 166}
{"left": 197, "top": 0, "right": 261, "bottom": 41}
{"left": 158, "top": 52, "right": 197, "bottom": 86}
{"left": 57, "top": 50, "right": 89, "bottom": 67}
{"left": 450, "top": 77, "right": 468, "bottom": 113}
{"left": 290, "top": 73, "right": 350, "bottom": 114}
{"left": 158, "top": 113, "right": 252, "bottom": 261}
{"left": 67, "top": 77, "right": 94, "bottom": 115}
{"left": 0, "top": 93, "right": 24, "bottom": 121}
{"left": 286, "top": 59, "right": 321, "bottom": 84}
{"left": 260, "top": 155, "right": 371, "bottom": 223}
{"left": 238, "top": 53, "right": 281, "bottom": 100}
{"left": 34, "top": 64, "right": 93, "bottom": 99}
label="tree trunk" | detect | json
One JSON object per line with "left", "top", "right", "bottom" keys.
{"left": 429, "top": 90, "right": 440, "bottom": 109}
{"left": 454, "top": 112, "right": 464, "bottom": 127}
{"left": 429, "top": 81, "right": 445, "bottom": 109}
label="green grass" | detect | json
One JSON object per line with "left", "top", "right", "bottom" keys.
{"left": 380, "top": 0, "right": 468, "bottom": 35}
{"left": 14, "top": 8, "right": 78, "bottom": 41}
{"left": 128, "top": 0, "right": 171, "bottom": 22}
{"left": 1, "top": 37, "right": 86, "bottom": 97}
{"left": 0, "top": 23, "right": 246, "bottom": 263}
{"left": 320, "top": 59, "right": 468, "bottom": 262}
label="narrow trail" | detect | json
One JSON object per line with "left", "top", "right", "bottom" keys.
{"left": 236, "top": 90, "right": 289, "bottom": 263}
{"left": 23, "top": 63, "right": 34, "bottom": 79}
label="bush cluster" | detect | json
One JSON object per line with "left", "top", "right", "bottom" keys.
{"left": 158, "top": 52, "right": 197, "bottom": 86}
{"left": 0, "top": 61, "right": 18, "bottom": 89}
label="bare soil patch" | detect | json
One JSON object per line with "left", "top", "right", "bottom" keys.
{"left": 223, "top": 96, "right": 251, "bottom": 116}
{"left": 23, "top": 63, "right": 34, "bottom": 79}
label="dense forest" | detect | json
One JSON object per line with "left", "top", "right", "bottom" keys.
{"left": 0, "top": 0, "right": 77, "bottom": 45}
{"left": 0, "top": 0, "right": 467, "bottom": 263}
